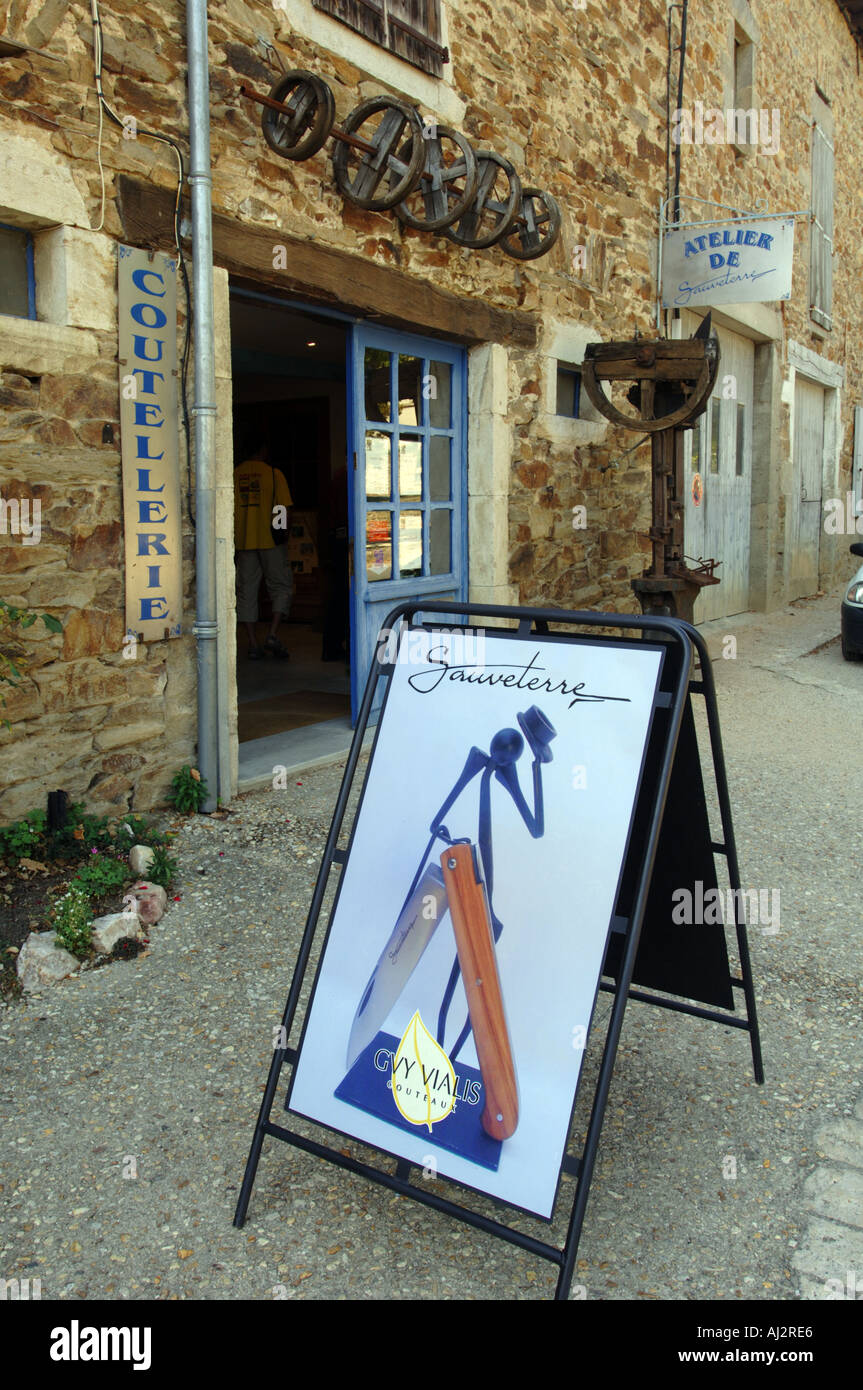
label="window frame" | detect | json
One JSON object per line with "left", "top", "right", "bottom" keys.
{"left": 556, "top": 365, "right": 583, "bottom": 420}
{"left": 730, "top": 18, "right": 757, "bottom": 160}
{"left": 0, "top": 221, "right": 37, "bottom": 321}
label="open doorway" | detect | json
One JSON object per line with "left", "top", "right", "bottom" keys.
{"left": 230, "top": 288, "right": 351, "bottom": 780}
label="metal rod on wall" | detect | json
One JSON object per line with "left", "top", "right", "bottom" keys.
{"left": 187, "top": 0, "right": 219, "bottom": 812}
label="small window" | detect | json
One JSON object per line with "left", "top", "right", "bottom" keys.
{"left": 556, "top": 365, "right": 582, "bottom": 418}
{"left": 312, "top": 0, "right": 448, "bottom": 78}
{"left": 735, "top": 403, "right": 746, "bottom": 477}
{"left": 710, "top": 398, "right": 721, "bottom": 474}
{"left": 0, "top": 223, "right": 35, "bottom": 320}
{"left": 733, "top": 28, "right": 755, "bottom": 111}
{"left": 730, "top": 17, "right": 757, "bottom": 158}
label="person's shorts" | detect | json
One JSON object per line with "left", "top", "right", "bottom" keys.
{"left": 236, "top": 547, "right": 293, "bottom": 623}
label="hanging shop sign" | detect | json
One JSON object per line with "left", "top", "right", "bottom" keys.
{"left": 240, "top": 70, "right": 561, "bottom": 261}
{"left": 661, "top": 215, "right": 795, "bottom": 309}
{"left": 117, "top": 244, "right": 183, "bottom": 643}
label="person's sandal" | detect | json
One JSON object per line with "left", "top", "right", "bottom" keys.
{"left": 264, "top": 636, "right": 290, "bottom": 659}
{"left": 248, "top": 645, "right": 264, "bottom": 660}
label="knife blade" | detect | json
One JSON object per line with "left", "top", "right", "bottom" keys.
{"left": 346, "top": 863, "right": 449, "bottom": 1069}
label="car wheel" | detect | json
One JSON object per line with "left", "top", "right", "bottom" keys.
{"left": 841, "top": 633, "right": 862, "bottom": 661}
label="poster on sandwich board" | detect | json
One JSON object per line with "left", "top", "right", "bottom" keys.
{"left": 288, "top": 625, "right": 665, "bottom": 1220}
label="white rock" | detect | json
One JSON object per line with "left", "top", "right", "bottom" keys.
{"left": 125, "top": 880, "right": 168, "bottom": 925}
{"left": 129, "top": 844, "right": 155, "bottom": 876}
{"left": 16, "top": 932, "right": 79, "bottom": 990}
{"left": 90, "top": 910, "right": 143, "bottom": 955}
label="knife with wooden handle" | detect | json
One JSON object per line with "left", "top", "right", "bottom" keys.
{"left": 440, "top": 843, "right": 519, "bottom": 1141}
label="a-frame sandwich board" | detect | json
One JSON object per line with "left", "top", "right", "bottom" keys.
{"left": 233, "top": 603, "right": 761, "bottom": 1300}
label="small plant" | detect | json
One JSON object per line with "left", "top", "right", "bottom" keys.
{"left": 169, "top": 765, "right": 208, "bottom": 814}
{"left": 147, "top": 843, "right": 178, "bottom": 890}
{"left": 1, "top": 802, "right": 166, "bottom": 867}
{"left": 51, "top": 803, "right": 113, "bottom": 861}
{"left": 52, "top": 885, "right": 92, "bottom": 959}
{"left": 0, "top": 808, "right": 47, "bottom": 865}
{"left": 72, "top": 852, "right": 129, "bottom": 900}
{"left": 0, "top": 600, "right": 62, "bottom": 726}
{"left": 115, "top": 813, "right": 168, "bottom": 848}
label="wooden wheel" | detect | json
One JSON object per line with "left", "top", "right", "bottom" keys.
{"left": 500, "top": 187, "right": 562, "bottom": 261}
{"left": 581, "top": 337, "right": 720, "bottom": 433}
{"left": 394, "top": 125, "right": 478, "bottom": 232}
{"left": 260, "top": 71, "right": 335, "bottom": 162}
{"left": 444, "top": 152, "right": 521, "bottom": 249}
{"left": 333, "top": 97, "right": 425, "bottom": 211}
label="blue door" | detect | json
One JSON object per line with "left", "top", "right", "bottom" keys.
{"left": 349, "top": 323, "right": 468, "bottom": 720}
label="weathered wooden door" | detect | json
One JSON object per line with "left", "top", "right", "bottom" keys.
{"left": 683, "top": 319, "right": 754, "bottom": 622}
{"left": 349, "top": 323, "right": 468, "bottom": 721}
{"left": 790, "top": 377, "right": 825, "bottom": 596}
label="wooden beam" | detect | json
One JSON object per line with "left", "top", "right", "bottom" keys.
{"left": 116, "top": 176, "right": 538, "bottom": 349}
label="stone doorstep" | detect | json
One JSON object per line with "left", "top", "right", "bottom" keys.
{"left": 813, "top": 1118, "right": 863, "bottom": 1171}
{"left": 797, "top": 1271, "right": 862, "bottom": 1301}
{"left": 801, "top": 1164, "right": 863, "bottom": 1231}
{"left": 792, "top": 1217, "right": 863, "bottom": 1294}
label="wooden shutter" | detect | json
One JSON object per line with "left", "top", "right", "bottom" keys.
{"left": 810, "top": 99, "right": 834, "bottom": 331}
{"left": 312, "top": 0, "right": 447, "bottom": 77}
{"left": 386, "top": 0, "right": 447, "bottom": 76}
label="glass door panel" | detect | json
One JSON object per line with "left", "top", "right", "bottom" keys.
{"left": 398, "top": 437, "right": 423, "bottom": 498}
{"left": 350, "top": 324, "right": 467, "bottom": 721}
{"left": 365, "top": 430, "right": 391, "bottom": 499}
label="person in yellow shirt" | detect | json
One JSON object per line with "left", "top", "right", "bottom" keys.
{"left": 234, "top": 434, "right": 293, "bottom": 659}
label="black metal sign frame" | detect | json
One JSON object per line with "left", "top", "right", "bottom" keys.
{"left": 233, "top": 602, "right": 762, "bottom": 1300}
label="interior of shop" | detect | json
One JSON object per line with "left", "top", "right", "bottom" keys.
{"left": 229, "top": 288, "right": 351, "bottom": 778}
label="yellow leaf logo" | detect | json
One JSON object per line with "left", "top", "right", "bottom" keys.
{"left": 391, "top": 1010, "right": 456, "bottom": 1132}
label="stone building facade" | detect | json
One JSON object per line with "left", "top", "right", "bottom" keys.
{"left": 0, "top": 0, "right": 861, "bottom": 820}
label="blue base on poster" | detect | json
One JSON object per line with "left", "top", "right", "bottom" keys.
{"left": 334, "top": 1031, "right": 503, "bottom": 1173}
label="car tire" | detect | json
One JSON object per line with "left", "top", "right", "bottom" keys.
{"left": 841, "top": 633, "right": 862, "bottom": 661}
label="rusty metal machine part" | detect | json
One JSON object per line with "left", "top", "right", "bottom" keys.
{"left": 581, "top": 328, "right": 721, "bottom": 622}
{"left": 581, "top": 336, "right": 719, "bottom": 434}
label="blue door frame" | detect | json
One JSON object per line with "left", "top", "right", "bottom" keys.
{"left": 348, "top": 323, "right": 468, "bottom": 722}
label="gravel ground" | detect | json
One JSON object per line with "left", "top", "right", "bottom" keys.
{"left": 1, "top": 590, "right": 861, "bottom": 1302}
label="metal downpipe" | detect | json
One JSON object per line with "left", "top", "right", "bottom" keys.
{"left": 186, "top": 0, "right": 218, "bottom": 812}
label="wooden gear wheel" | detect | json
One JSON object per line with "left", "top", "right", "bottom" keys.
{"left": 260, "top": 70, "right": 335, "bottom": 162}
{"left": 580, "top": 336, "right": 720, "bottom": 433}
{"left": 444, "top": 151, "right": 522, "bottom": 249}
{"left": 333, "top": 97, "right": 426, "bottom": 212}
{"left": 499, "top": 187, "right": 562, "bottom": 261}
{"left": 394, "top": 125, "right": 479, "bottom": 233}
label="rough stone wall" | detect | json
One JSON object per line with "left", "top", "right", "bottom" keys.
{"left": 0, "top": 312, "right": 198, "bottom": 821}
{"left": 675, "top": 0, "right": 863, "bottom": 601}
{"left": 0, "top": 0, "right": 862, "bottom": 820}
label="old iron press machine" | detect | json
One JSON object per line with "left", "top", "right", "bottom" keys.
{"left": 581, "top": 317, "right": 721, "bottom": 623}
